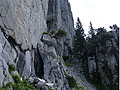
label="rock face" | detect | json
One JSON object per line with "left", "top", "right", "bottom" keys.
{"left": 47, "top": 0, "right": 75, "bottom": 56}
{"left": 0, "top": 0, "right": 48, "bottom": 50}
{"left": 0, "top": 29, "right": 15, "bottom": 87}
{"left": 0, "top": 0, "right": 75, "bottom": 90}
{"left": 38, "top": 36, "right": 71, "bottom": 90}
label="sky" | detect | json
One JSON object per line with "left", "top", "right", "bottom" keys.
{"left": 68, "top": 0, "right": 120, "bottom": 33}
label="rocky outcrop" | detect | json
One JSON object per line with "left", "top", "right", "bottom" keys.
{"left": 38, "top": 34, "right": 71, "bottom": 90}
{"left": 0, "top": 0, "right": 75, "bottom": 90}
{"left": 47, "top": 0, "right": 75, "bottom": 56}
{"left": 28, "top": 76, "right": 54, "bottom": 89}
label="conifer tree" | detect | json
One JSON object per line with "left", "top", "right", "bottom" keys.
{"left": 88, "top": 21, "right": 95, "bottom": 38}
{"left": 73, "top": 17, "right": 86, "bottom": 59}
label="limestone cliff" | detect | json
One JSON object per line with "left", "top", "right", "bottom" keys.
{"left": 0, "top": 0, "right": 75, "bottom": 90}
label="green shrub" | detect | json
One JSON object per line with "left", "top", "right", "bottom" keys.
{"left": 0, "top": 82, "right": 13, "bottom": 90}
{"left": 0, "top": 62, "right": 37, "bottom": 90}
{"left": 9, "top": 64, "right": 16, "bottom": 73}
{"left": 0, "top": 79, "right": 37, "bottom": 90}
{"left": 13, "top": 83, "right": 23, "bottom": 90}
{"left": 50, "top": 30, "right": 56, "bottom": 34}
{"left": 66, "top": 74, "right": 78, "bottom": 89}
{"left": 0, "top": 86, "right": 9, "bottom": 90}
{"left": 54, "top": 29, "right": 67, "bottom": 39}
{"left": 74, "top": 87, "right": 78, "bottom": 90}
{"left": 43, "top": 32, "right": 49, "bottom": 35}
{"left": 80, "top": 86, "right": 85, "bottom": 90}
{"left": 5, "top": 82, "right": 13, "bottom": 87}
{"left": 12, "top": 75, "right": 21, "bottom": 83}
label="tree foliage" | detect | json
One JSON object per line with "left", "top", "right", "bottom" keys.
{"left": 73, "top": 20, "right": 119, "bottom": 90}
{"left": 73, "top": 17, "right": 86, "bottom": 59}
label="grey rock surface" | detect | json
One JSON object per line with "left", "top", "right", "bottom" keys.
{"left": 38, "top": 35, "right": 70, "bottom": 90}
{"left": 0, "top": 30, "right": 16, "bottom": 86}
{"left": 21, "top": 51, "right": 32, "bottom": 77}
{"left": 42, "top": 34, "right": 57, "bottom": 47}
{"left": 28, "top": 77, "right": 54, "bottom": 88}
{"left": 47, "top": 0, "right": 75, "bottom": 56}
{"left": 0, "top": 0, "right": 48, "bottom": 50}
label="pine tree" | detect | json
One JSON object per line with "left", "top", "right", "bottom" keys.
{"left": 73, "top": 17, "right": 86, "bottom": 59}
{"left": 88, "top": 22, "right": 96, "bottom": 38}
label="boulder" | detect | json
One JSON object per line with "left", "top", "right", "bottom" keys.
{"left": 28, "top": 77, "right": 34, "bottom": 84}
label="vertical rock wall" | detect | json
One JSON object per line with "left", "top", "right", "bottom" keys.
{"left": 47, "top": 0, "right": 75, "bottom": 56}
{"left": 0, "top": 0, "right": 75, "bottom": 90}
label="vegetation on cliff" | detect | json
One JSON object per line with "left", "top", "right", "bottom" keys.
{"left": 72, "top": 17, "right": 119, "bottom": 90}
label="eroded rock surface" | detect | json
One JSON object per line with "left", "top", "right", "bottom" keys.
{"left": 0, "top": 0, "right": 75, "bottom": 90}
{"left": 0, "top": 0, "right": 48, "bottom": 50}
